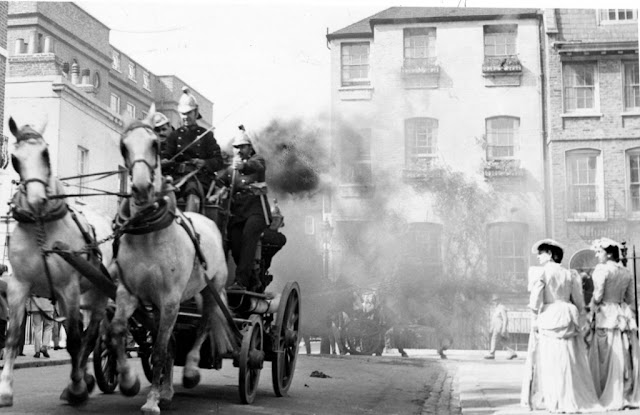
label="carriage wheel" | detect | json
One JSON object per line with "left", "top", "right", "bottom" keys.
{"left": 93, "top": 319, "right": 118, "bottom": 393}
{"left": 271, "top": 282, "right": 300, "bottom": 397}
{"left": 239, "top": 315, "right": 264, "bottom": 404}
{"left": 344, "top": 318, "right": 385, "bottom": 356}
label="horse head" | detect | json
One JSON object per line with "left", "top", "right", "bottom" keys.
{"left": 8, "top": 117, "right": 52, "bottom": 213}
{"left": 120, "top": 104, "right": 162, "bottom": 208}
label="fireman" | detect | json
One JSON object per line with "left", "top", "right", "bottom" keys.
{"left": 151, "top": 112, "right": 174, "bottom": 145}
{"left": 212, "top": 126, "right": 271, "bottom": 292}
{"left": 161, "top": 87, "right": 223, "bottom": 212}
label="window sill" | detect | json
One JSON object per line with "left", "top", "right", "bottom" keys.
{"left": 566, "top": 216, "right": 606, "bottom": 222}
{"left": 561, "top": 113, "right": 603, "bottom": 119}
{"left": 339, "top": 86, "right": 373, "bottom": 101}
{"left": 621, "top": 111, "right": 640, "bottom": 117}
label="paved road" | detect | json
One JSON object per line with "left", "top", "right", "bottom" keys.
{"left": 0, "top": 347, "right": 458, "bottom": 415}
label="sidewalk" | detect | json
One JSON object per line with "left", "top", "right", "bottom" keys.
{"left": 0, "top": 347, "right": 78, "bottom": 369}
{"left": 448, "top": 349, "right": 640, "bottom": 415}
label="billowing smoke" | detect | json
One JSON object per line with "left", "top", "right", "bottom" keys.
{"left": 253, "top": 117, "right": 330, "bottom": 199}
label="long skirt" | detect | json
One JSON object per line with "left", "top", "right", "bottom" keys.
{"left": 588, "top": 328, "right": 640, "bottom": 410}
{"left": 536, "top": 333, "right": 602, "bottom": 413}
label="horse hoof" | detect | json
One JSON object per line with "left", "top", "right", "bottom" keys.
{"left": 84, "top": 373, "right": 96, "bottom": 394}
{"left": 60, "top": 386, "right": 89, "bottom": 405}
{"left": 182, "top": 372, "right": 200, "bottom": 389}
{"left": 0, "top": 394, "right": 13, "bottom": 407}
{"left": 141, "top": 402, "right": 161, "bottom": 415}
{"left": 120, "top": 376, "right": 141, "bottom": 397}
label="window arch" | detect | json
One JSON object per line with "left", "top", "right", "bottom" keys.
{"left": 485, "top": 116, "right": 520, "bottom": 160}
{"left": 565, "top": 148, "right": 603, "bottom": 217}
{"left": 405, "top": 117, "right": 438, "bottom": 168}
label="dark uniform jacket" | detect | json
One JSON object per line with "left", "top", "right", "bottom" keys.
{"left": 162, "top": 125, "right": 223, "bottom": 190}
{"left": 217, "top": 153, "right": 271, "bottom": 225}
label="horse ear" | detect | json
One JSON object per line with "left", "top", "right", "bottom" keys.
{"left": 8, "top": 117, "right": 18, "bottom": 138}
{"left": 144, "top": 103, "right": 156, "bottom": 125}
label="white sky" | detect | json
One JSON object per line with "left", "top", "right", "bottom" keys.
{"left": 77, "top": 0, "right": 639, "bottom": 143}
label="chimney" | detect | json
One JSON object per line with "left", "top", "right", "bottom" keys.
{"left": 14, "top": 39, "right": 24, "bottom": 55}
{"left": 71, "top": 61, "right": 80, "bottom": 84}
{"left": 27, "top": 32, "right": 37, "bottom": 54}
{"left": 43, "top": 36, "right": 54, "bottom": 54}
{"left": 81, "top": 69, "right": 91, "bottom": 85}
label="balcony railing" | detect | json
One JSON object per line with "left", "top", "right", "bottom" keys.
{"left": 482, "top": 55, "right": 523, "bottom": 74}
{"left": 483, "top": 159, "right": 525, "bottom": 178}
{"left": 402, "top": 57, "right": 440, "bottom": 75}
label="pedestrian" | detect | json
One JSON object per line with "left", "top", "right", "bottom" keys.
{"left": 522, "top": 239, "right": 601, "bottom": 412}
{"left": 52, "top": 305, "right": 63, "bottom": 350}
{"left": 27, "top": 296, "right": 54, "bottom": 358}
{"left": 161, "top": 87, "right": 224, "bottom": 212}
{"left": 210, "top": 125, "right": 270, "bottom": 292}
{"left": 484, "top": 294, "right": 517, "bottom": 360}
{"left": 587, "top": 237, "right": 640, "bottom": 410}
{"left": 0, "top": 264, "right": 9, "bottom": 359}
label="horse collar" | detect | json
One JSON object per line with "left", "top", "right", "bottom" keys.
{"left": 114, "top": 196, "right": 176, "bottom": 235}
{"left": 11, "top": 189, "right": 68, "bottom": 223}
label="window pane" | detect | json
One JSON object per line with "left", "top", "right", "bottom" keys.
{"left": 488, "top": 223, "right": 527, "bottom": 288}
{"left": 486, "top": 117, "right": 519, "bottom": 159}
{"left": 568, "top": 152, "right": 599, "bottom": 213}
{"left": 624, "top": 62, "right": 640, "bottom": 110}
{"left": 405, "top": 118, "right": 438, "bottom": 167}
{"left": 341, "top": 43, "right": 370, "bottom": 86}
{"left": 564, "top": 63, "right": 596, "bottom": 112}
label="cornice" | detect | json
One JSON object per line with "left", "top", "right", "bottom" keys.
{"left": 554, "top": 40, "right": 639, "bottom": 55}
{"left": 9, "top": 12, "right": 111, "bottom": 65}
{"left": 52, "top": 80, "right": 124, "bottom": 128}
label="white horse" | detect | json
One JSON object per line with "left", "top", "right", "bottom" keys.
{"left": 109, "top": 107, "right": 234, "bottom": 415}
{"left": 0, "top": 118, "right": 114, "bottom": 406}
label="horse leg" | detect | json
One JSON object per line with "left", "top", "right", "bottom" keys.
{"left": 303, "top": 334, "right": 311, "bottom": 355}
{"left": 141, "top": 301, "right": 180, "bottom": 415}
{"left": 0, "top": 282, "right": 29, "bottom": 407}
{"left": 77, "top": 290, "right": 108, "bottom": 394}
{"left": 108, "top": 286, "right": 140, "bottom": 397}
{"left": 183, "top": 289, "right": 214, "bottom": 389}
{"left": 159, "top": 348, "right": 174, "bottom": 410}
{"left": 57, "top": 286, "right": 92, "bottom": 404}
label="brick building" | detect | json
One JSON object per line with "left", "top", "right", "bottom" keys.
{"left": 541, "top": 9, "right": 639, "bottom": 274}
{"left": 0, "top": 2, "right": 213, "bottom": 254}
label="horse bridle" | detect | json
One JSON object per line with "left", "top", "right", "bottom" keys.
{"left": 12, "top": 143, "right": 52, "bottom": 192}
{"left": 122, "top": 126, "right": 160, "bottom": 183}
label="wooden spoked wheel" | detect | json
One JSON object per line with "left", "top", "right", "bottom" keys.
{"left": 271, "top": 282, "right": 301, "bottom": 397}
{"left": 239, "top": 314, "right": 264, "bottom": 404}
{"left": 93, "top": 317, "right": 118, "bottom": 393}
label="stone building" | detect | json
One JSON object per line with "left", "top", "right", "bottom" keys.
{"left": 541, "top": 8, "right": 639, "bottom": 274}
{"left": 0, "top": 2, "right": 213, "bottom": 253}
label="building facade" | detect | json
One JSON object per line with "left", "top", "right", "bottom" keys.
{"left": 542, "top": 8, "right": 639, "bottom": 274}
{"left": 327, "top": 7, "right": 546, "bottom": 289}
{"left": 0, "top": 2, "right": 213, "bottom": 254}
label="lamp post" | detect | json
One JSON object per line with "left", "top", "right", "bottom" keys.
{"left": 321, "top": 219, "right": 333, "bottom": 281}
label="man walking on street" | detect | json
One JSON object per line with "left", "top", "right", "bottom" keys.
{"left": 484, "top": 294, "right": 517, "bottom": 360}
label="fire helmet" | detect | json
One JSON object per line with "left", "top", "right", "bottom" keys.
{"left": 177, "top": 86, "right": 199, "bottom": 114}
{"left": 151, "top": 112, "right": 170, "bottom": 128}
{"left": 232, "top": 125, "right": 253, "bottom": 147}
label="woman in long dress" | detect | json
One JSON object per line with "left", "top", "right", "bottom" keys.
{"left": 588, "top": 237, "right": 640, "bottom": 410}
{"left": 524, "top": 239, "right": 601, "bottom": 413}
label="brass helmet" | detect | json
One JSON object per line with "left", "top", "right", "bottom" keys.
{"left": 177, "top": 86, "right": 199, "bottom": 115}
{"left": 151, "top": 112, "right": 170, "bottom": 128}
{"left": 232, "top": 125, "right": 253, "bottom": 147}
